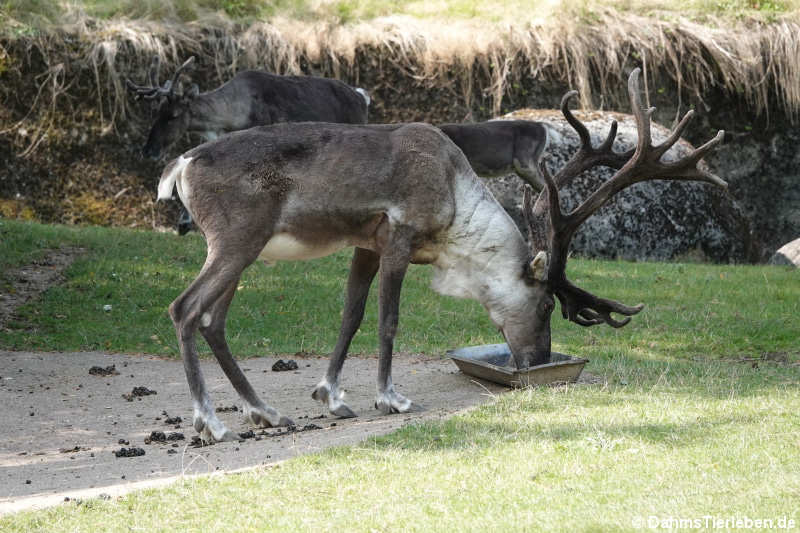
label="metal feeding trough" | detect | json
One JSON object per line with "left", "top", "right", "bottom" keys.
{"left": 447, "top": 343, "right": 588, "bottom": 388}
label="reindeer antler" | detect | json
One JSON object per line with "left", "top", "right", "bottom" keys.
{"left": 126, "top": 56, "right": 195, "bottom": 101}
{"left": 534, "top": 68, "right": 726, "bottom": 329}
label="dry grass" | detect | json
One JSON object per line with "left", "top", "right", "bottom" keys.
{"left": 100, "top": 11, "right": 800, "bottom": 119}
{"left": 2, "top": 2, "right": 800, "bottom": 155}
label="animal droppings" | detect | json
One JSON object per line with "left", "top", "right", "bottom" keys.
{"left": 271, "top": 359, "right": 299, "bottom": 372}
{"left": 89, "top": 365, "right": 119, "bottom": 376}
{"left": 144, "top": 431, "right": 185, "bottom": 444}
{"left": 114, "top": 447, "right": 145, "bottom": 458}
{"left": 122, "top": 386, "right": 157, "bottom": 401}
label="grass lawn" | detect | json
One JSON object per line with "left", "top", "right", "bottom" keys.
{"left": 0, "top": 218, "right": 798, "bottom": 530}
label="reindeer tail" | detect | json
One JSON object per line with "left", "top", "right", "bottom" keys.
{"left": 157, "top": 156, "right": 192, "bottom": 201}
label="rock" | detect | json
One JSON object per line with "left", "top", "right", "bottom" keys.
{"left": 483, "top": 109, "right": 757, "bottom": 263}
{"left": 704, "top": 128, "right": 800, "bottom": 261}
{"left": 769, "top": 238, "right": 800, "bottom": 267}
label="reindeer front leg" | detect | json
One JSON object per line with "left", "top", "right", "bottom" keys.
{"left": 313, "top": 247, "right": 380, "bottom": 418}
{"left": 375, "top": 226, "right": 415, "bottom": 414}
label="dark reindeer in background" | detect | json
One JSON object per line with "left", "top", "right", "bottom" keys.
{"left": 154, "top": 69, "right": 725, "bottom": 443}
{"left": 439, "top": 120, "right": 550, "bottom": 189}
{"left": 127, "top": 56, "right": 370, "bottom": 232}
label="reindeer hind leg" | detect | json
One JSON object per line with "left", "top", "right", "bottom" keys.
{"left": 200, "top": 282, "right": 293, "bottom": 429}
{"left": 169, "top": 245, "right": 264, "bottom": 443}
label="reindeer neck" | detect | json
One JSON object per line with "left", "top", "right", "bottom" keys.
{"left": 188, "top": 90, "right": 246, "bottom": 135}
{"left": 430, "top": 177, "right": 529, "bottom": 309}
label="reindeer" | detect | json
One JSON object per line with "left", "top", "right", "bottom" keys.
{"left": 127, "top": 57, "right": 370, "bottom": 159}
{"left": 438, "top": 120, "right": 550, "bottom": 189}
{"left": 156, "top": 69, "right": 725, "bottom": 442}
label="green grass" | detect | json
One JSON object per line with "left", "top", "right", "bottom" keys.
{"left": 0, "top": 218, "right": 798, "bottom": 530}
{"left": 1, "top": 219, "right": 798, "bottom": 363}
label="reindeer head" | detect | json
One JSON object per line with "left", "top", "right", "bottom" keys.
{"left": 126, "top": 57, "right": 197, "bottom": 159}
{"left": 506, "top": 68, "right": 726, "bottom": 369}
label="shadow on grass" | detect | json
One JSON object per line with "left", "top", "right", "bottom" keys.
{"left": 371, "top": 352, "right": 798, "bottom": 454}
{"left": 370, "top": 404, "right": 779, "bottom": 453}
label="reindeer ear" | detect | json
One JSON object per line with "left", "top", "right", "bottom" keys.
{"left": 529, "top": 251, "right": 548, "bottom": 281}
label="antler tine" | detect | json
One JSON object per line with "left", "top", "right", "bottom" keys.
{"left": 648, "top": 108, "right": 726, "bottom": 188}
{"left": 651, "top": 109, "right": 695, "bottom": 160}
{"left": 561, "top": 90, "right": 592, "bottom": 149}
{"left": 554, "top": 280, "right": 644, "bottom": 328}
{"left": 125, "top": 79, "right": 160, "bottom": 100}
{"left": 169, "top": 56, "right": 195, "bottom": 94}
{"left": 662, "top": 130, "right": 727, "bottom": 187}
{"left": 148, "top": 55, "right": 161, "bottom": 88}
{"left": 126, "top": 56, "right": 175, "bottom": 101}
{"left": 598, "top": 119, "right": 618, "bottom": 152}
{"left": 522, "top": 185, "right": 535, "bottom": 244}
{"left": 628, "top": 68, "right": 655, "bottom": 157}
{"left": 546, "top": 90, "right": 633, "bottom": 192}
{"left": 539, "top": 160, "right": 564, "bottom": 233}
{"left": 538, "top": 159, "right": 572, "bottom": 285}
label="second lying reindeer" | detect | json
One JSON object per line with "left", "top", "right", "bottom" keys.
{"left": 439, "top": 120, "right": 549, "bottom": 190}
{"left": 157, "top": 69, "right": 726, "bottom": 442}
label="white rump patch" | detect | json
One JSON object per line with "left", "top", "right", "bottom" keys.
{"left": 157, "top": 156, "right": 192, "bottom": 201}
{"left": 355, "top": 88, "right": 371, "bottom": 106}
{"left": 258, "top": 233, "right": 347, "bottom": 263}
{"left": 201, "top": 312, "right": 212, "bottom": 328}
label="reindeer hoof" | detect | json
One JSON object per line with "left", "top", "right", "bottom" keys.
{"left": 194, "top": 412, "right": 238, "bottom": 444}
{"left": 313, "top": 379, "right": 357, "bottom": 418}
{"left": 375, "top": 390, "right": 413, "bottom": 415}
{"left": 311, "top": 383, "right": 329, "bottom": 403}
{"left": 244, "top": 403, "right": 294, "bottom": 428}
{"left": 330, "top": 403, "right": 357, "bottom": 418}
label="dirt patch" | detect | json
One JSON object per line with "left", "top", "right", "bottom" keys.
{"left": 0, "top": 349, "right": 601, "bottom": 513}
{"left": 0, "top": 247, "right": 84, "bottom": 330}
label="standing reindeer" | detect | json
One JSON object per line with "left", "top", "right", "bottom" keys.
{"left": 127, "top": 56, "right": 370, "bottom": 233}
{"left": 127, "top": 56, "right": 370, "bottom": 159}
{"left": 157, "top": 69, "right": 725, "bottom": 442}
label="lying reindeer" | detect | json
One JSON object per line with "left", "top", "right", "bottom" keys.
{"left": 127, "top": 57, "right": 370, "bottom": 233}
{"left": 156, "top": 69, "right": 725, "bottom": 442}
{"left": 439, "top": 120, "right": 549, "bottom": 189}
